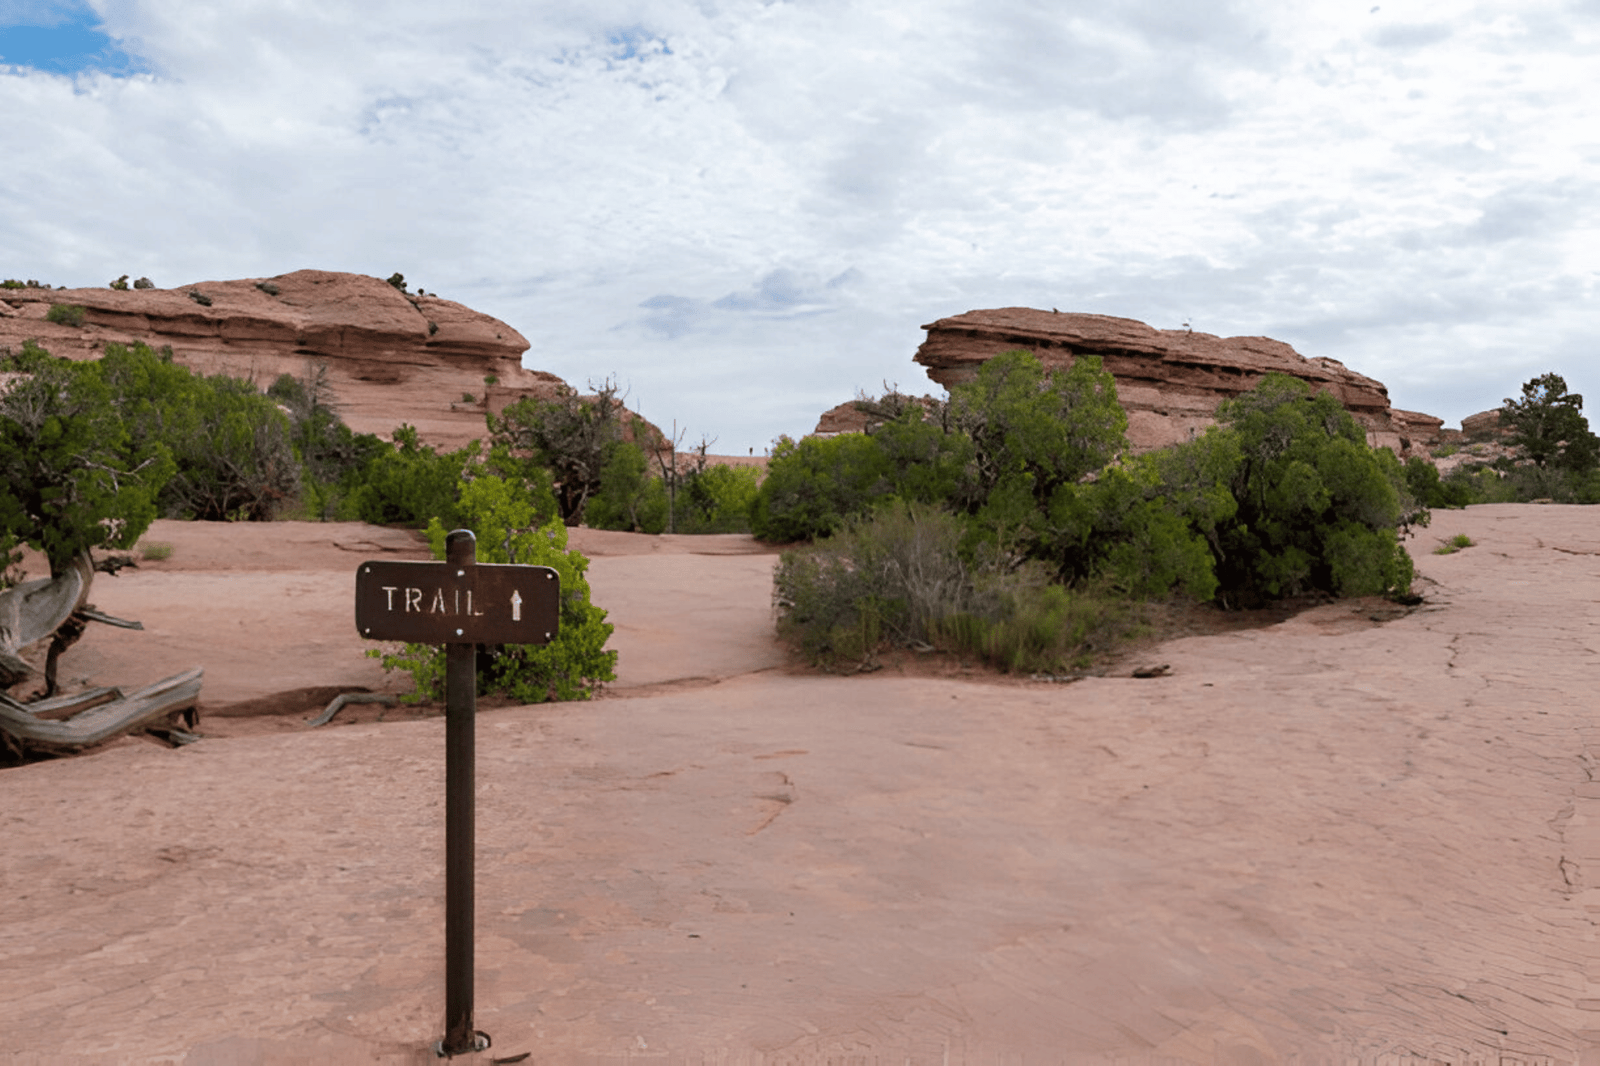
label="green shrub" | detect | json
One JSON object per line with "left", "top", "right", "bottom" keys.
{"left": 1038, "top": 429, "right": 1238, "bottom": 599}
{"left": 488, "top": 380, "right": 630, "bottom": 525}
{"left": 1210, "top": 374, "right": 1415, "bottom": 603}
{"left": 1404, "top": 456, "right": 1475, "bottom": 509}
{"left": 109, "top": 275, "right": 129, "bottom": 291}
{"left": 368, "top": 474, "right": 617, "bottom": 703}
{"left": 586, "top": 441, "right": 668, "bottom": 533}
{"left": 99, "top": 343, "right": 297, "bottom": 521}
{"left": 140, "top": 540, "right": 174, "bottom": 561}
{"left": 344, "top": 425, "right": 475, "bottom": 529}
{"left": 750, "top": 432, "right": 891, "bottom": 541}
{"left": 187, "top": 290, "right": 212, "bottom": 307}
{"left": 264, "top": 366, "right": 390, "bottom": 520}
{"left": 948, "top": 350, "right": 1127, "bottom": 515}
{"left": 0, "top": 343, "right": 174, "bottom": 574}
{"left": 751, "top": 350, "right": 1124, "bottom": 553}
{"left": 677, "top": 461, "right": 760, "bottom": 533}
{"left": 1433, "top": 533, "right": 1474, "bottom": 555}
{"left": 45, "top": 303, "right": 86, "bottom": 327}
{"left": 2, "top": 533, "right": 25, "bottom": 590}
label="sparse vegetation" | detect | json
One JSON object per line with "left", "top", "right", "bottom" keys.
{"left": 487, "top": 379, "right": 639, "bottom": 525}
{"left": 1412, "top": 372, "right": 1600, "bottom": 506}
{"left": 100, "top": 343, "right": 297, "bottom": 521}
{"left": 1433, "top": 533, "right": 1474, "bottom": 555}
{"left": 45, "top": 303, "right": 86, "bottom": 327}
{"left": 774, "top": 503, "right": 1137, "bottom": 673}
{"left": 109, "top": 275, "right": 130, "bottom": 291}
{"left": 139, "top": 540, "right": 174, "bottom": 561}
{"left": 1500, "top": 373, "right": 1598, "bottom": 473}
{"left": 255, "top": 280, "right": 279, "bottom": 296}
{"left": 763, "top": 358, "right": 1423, "bottom": 670}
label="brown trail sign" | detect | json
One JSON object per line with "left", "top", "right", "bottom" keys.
{"left": 355, "top": 561, "right": 559, "bottom": 644}
{"left": 355, "top": 530, "right": 559, "bottom": 1059}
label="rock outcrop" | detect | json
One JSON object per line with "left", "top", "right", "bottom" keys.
{"left": 1460, "top": 408, "right": 1510, "bottom": 441}
{"left": 812, "top": 395, "right": 941, "bottom": 437}
{"left": 0, "top": 270, "right": 565, "bottom": 451}
{"left": 913, "top": 308, "right": 1438, "bottom": 454}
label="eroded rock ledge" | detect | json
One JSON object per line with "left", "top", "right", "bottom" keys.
{"left": 0, "top": 269, "right": 566, "bottom": 451}
{"left": 911, "top": 307, "right": 1442, "bottom": 455}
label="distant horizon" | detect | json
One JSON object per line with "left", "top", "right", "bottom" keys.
{"left": 4, "top": 2, "right": 1596, "bottom": 451}
{"left": 1, "top": 267, "right": 1551, "bottom": 435}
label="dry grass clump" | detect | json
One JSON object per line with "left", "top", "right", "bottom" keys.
{"left": 139, "top": 541, "right": 174, "bottom": 561}
{"left": 774, "top": 503, "right": 1138, "bottom": 675}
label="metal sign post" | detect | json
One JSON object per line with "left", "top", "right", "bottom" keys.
{"left": 355, "top": 529, "right": 559, "bottom": 1058}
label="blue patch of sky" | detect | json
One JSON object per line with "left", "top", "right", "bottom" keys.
{"left": 0, "top": 2, "right": 147, "bottom": 76}
{"left": 606, "top": 26, "right": 671, "bottom": 63}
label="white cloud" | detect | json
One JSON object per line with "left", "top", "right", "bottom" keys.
{"left": 1, "top": 0, "right": 1598, "bottom": 449}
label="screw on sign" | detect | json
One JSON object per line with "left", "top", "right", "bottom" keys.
{"left": 354, "top": 529, "right": 558, "bottom": 1058}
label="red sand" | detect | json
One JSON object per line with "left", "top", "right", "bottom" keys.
{"left": 2, "top": 506, "right": 1598, "bottom": 1064}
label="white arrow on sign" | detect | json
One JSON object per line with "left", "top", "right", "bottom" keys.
{"left": 510, "top": 590, "right": 522, "bottom": 622}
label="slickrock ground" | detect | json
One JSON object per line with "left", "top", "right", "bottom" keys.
{"left": 2, "top": 505, "right": 1598, "bottom": 1065}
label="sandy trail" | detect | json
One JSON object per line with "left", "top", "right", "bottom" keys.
{"left": 1, "top": 506, "right": 1597, "bottom": 1064}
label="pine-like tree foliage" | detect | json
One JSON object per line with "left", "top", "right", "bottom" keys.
{"left": 1500, "top": 372, "right": 1599, "bottom": 473}
{"left": 0, "top": 343, "right": 174, "bottom": 575}
{"left": 1211, "top": 373, "right": 1414, "bottom": 603}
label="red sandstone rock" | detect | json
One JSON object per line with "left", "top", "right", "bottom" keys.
{"left": 1389, "top": 408, "right": 1444, "bottom": 452}
{"left": 0, "top": 270, "right": 565, "bottom": 451}
{"left": 913, "top": 308, "right": 1434, "bottom": 454}
{"left": 812, "top": 394, "right": 942, "bottom": 437}
{"left": 1461, "top": 407, "right": 1510, "bottom": 440}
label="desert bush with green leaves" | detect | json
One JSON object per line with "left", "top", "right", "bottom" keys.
{"left": 0, "top": 342, "right": 174, "bottom": 575}
{"left": 45, "top": 303, "right": 86, "bottom": 327}
{"left": 368, "top": 474, "right": 616, "bottom": 703}
{"left": 763, "top": 357, "right": 1428, "bottom": 669}
{"left": 99, "top": 343, "right": 298, "bottom": 520}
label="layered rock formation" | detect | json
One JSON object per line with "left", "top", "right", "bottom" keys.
{"left": 0, "top": 270, "right": 565, "bottom": 451}
{"left": 912, "top": 308, "right": 1441, "bottom": 454}
{"left": 1460, "top": 408, "right": 1510, "bottom": 441}
{"left": 812, "top": 395, "right": 941, "bottom": 437}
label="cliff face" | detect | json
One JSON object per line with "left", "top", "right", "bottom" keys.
{"left": 0, "top": 270, "right": 565, "bottom": 451}
{"left": 913, "top": 308, "right": 1440, "bottom": 454}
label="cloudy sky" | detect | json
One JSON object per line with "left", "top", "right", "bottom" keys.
{"left": 2, "top": 0, "right": 1596, "bottom": 452}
